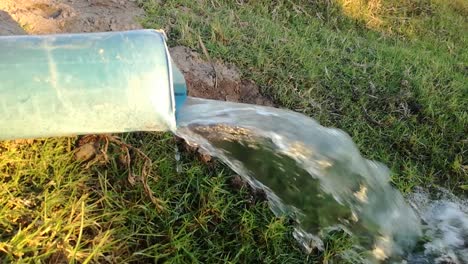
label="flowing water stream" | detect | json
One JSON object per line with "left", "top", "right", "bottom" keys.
{"left": 175, "top": 97, "right": 467, "bottom": 263}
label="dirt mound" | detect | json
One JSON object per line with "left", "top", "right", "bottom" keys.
{"left": 0, "top": 0, "right": 142, "bottom": 35}
{"left": 170, "top": 46, "right": 274, "bottom": 106}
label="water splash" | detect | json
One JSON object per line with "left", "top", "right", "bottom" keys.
{"left": 174, "top": 145, "right": 182, "bottom": 173}
{"left": 175, "top": 97, "right": 468, "bottom": 262}
{"left": 175, "top": 97, "right": 421, "bottom": 261}
{"left": 407, "top": 187, "right": 468, "bottom": 264}
{"left": 175, "top": 97, "right": 422, "bottom": 262}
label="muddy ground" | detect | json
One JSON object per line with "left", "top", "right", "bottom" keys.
{"left": 0, "top": 0, "right": 272, "bottom": 105}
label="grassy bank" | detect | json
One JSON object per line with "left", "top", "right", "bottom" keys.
{"left": 140, "top": 0, "right": 467, "bottom": 193}
{"left": 1, "top": 0, "right": 466, "bottom": 263}
{"left": 0, "top": 135, "right": 309, "bottom": 263}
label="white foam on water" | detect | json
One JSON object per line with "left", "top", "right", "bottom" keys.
{"left": 407, "top": 187, "right": 468, "bottom": 264}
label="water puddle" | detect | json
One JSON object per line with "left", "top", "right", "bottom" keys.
{"left": 175, "top": 97, "right": 466, "bottom": 263}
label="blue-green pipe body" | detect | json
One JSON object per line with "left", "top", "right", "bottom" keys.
{"left": 0, "top": 29, "right": 187, "bottom": 140}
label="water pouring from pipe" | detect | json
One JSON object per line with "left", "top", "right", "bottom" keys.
{"left": 175, "top": 97, "right": 422, "bottom": 262}
{"left": 1, "top": 30, "right": 467, "bottom": 263}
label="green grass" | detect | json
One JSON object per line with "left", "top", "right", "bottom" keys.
{"left": 139, "top": 0, "right": 467, "bottom": 193}
{"left": 1, "top": 0, "right": 467, "bottom": 263}
{"left": 1, "top": 135, "right": 310, "bottom": 263}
